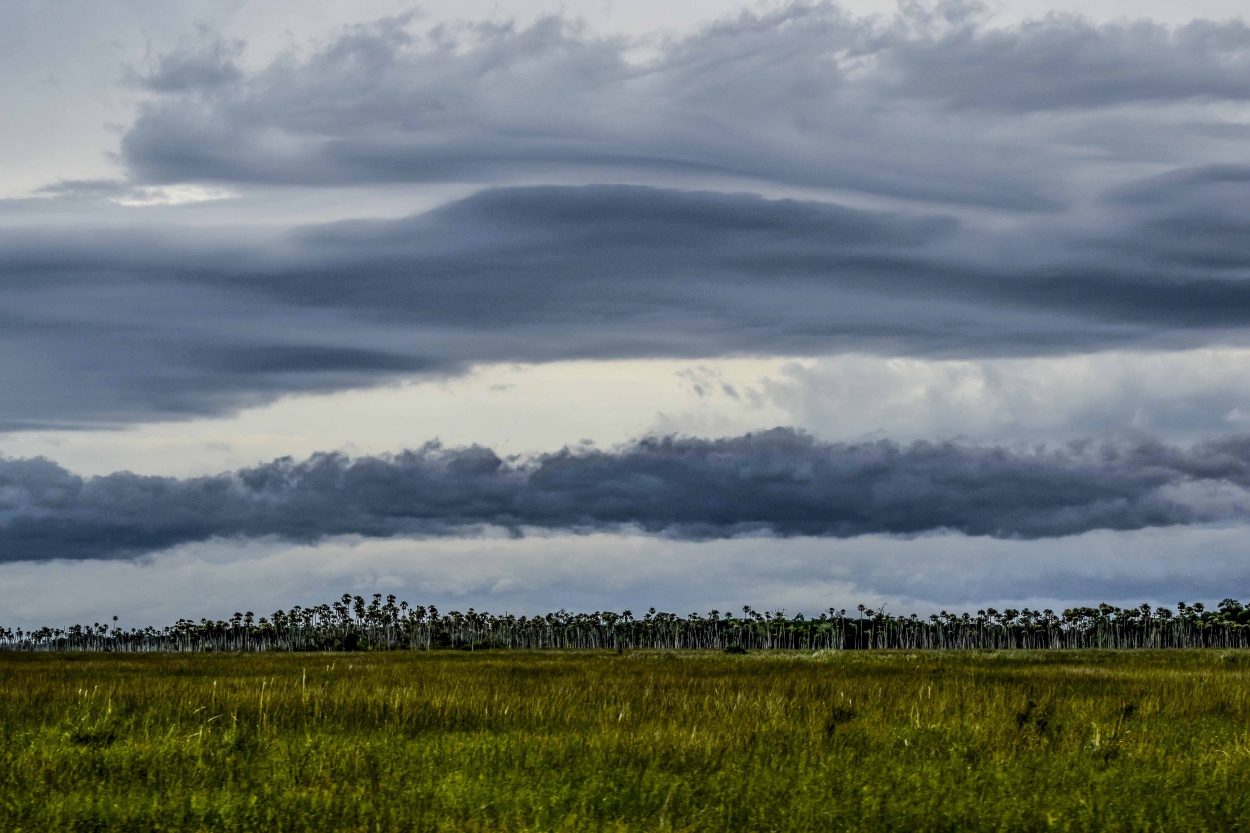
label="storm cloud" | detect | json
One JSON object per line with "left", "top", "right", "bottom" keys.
{"left": 9, "top": 177, "right": 1250, "bottom": 428}
{"left": 117, "top": 7, "right": 1049, "bottom": 208}
{"left": 4, "top": 428, "right": 1250, "bottom": 562}
{"left": 3, "top": 4, "right": 1249, "bottom": 429}
{"left": 116, "top": 5, "right": 1250, "bottom": 205}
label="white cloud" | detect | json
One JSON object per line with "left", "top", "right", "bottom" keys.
{"left": 0, "top": 359, "right": 787, "bottom": 476}
{"left": 110, "top": 184, "right": 238, "bottom": 207}
{"left": 9, "top": 348, "right": 1250, "bottom": 479}
{"left": 761, "top": 348, "right": 1250, "bottom": 444}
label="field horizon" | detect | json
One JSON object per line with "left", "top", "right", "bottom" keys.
{"left": 5, "top": 593, "right": 1250, "bottom": 653}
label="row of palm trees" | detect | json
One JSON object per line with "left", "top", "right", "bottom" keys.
{"left": 3, "top": 595, "right": 1249, "bottom": 652}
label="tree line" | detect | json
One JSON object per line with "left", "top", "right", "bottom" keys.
{"left": 3, "top": 595, "right": 1250, "bottom": 653}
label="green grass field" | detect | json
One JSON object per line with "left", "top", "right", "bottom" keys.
{"left": 2, "top": 650, "right": 1248, "bottom": 832}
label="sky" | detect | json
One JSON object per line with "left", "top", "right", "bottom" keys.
{"left": 4, "top": 0, "right": 1250, "bottom": 627}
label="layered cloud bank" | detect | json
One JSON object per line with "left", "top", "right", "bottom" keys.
{"left": 9, "top": 3, "right": 1250, "bottom": 429}
{"left": 8, "top": 180, "right": 1250, "bottom": 429}
{"left": 5, "top": 428, "right": 1250, "bottom": 562}
{"left": 119, "top": 6, "right": 1250, "bottom": 199}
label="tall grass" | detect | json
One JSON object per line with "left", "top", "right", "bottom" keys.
{"left": 2, "top": 650, "right": 1249, "bottom": 831}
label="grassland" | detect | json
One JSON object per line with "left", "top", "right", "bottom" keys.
{"left": 1, "top": 650, "right": 1248, "bottom": 832}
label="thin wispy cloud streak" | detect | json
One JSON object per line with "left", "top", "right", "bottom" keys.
{"left": 4, "top": 428, "right": 1250, "bottom": 562}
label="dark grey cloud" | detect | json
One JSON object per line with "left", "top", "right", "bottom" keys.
{"left": 116, "top": 7, "right": 1055, "bottom": 209}
{"left": 34, "top": 179, "right": 132, "bottom": 199}
{"left": 1085, "top": 164, "right": 1250, "bottom": 274}
{"left": 7, "top": 182, "right": 1250, "bottom": 428}
{"left": 112, "top": 4, "right": 1250, "bottom": 206}
{"left": 10, "top": 3, "right": 1250, "bottom": 430}
{"left": 886, "top": 17, "right": 1250, "bottom": 111}
{"left": 0, "top": 185, "right": 962, "bottom": 427}
{"left": 5, "top": 427, "right": 1250, "bottom": 562}
{"left": 137, "top": 34, "right": 244, "bottom": 93}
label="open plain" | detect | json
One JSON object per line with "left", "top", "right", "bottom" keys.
{"left": 2, "top": 649, "right": 1248, "bottom": 832}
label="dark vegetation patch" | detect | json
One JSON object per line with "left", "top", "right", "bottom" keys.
{"left": 5, "top": 595, "right": 1250, "bottom": 653}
